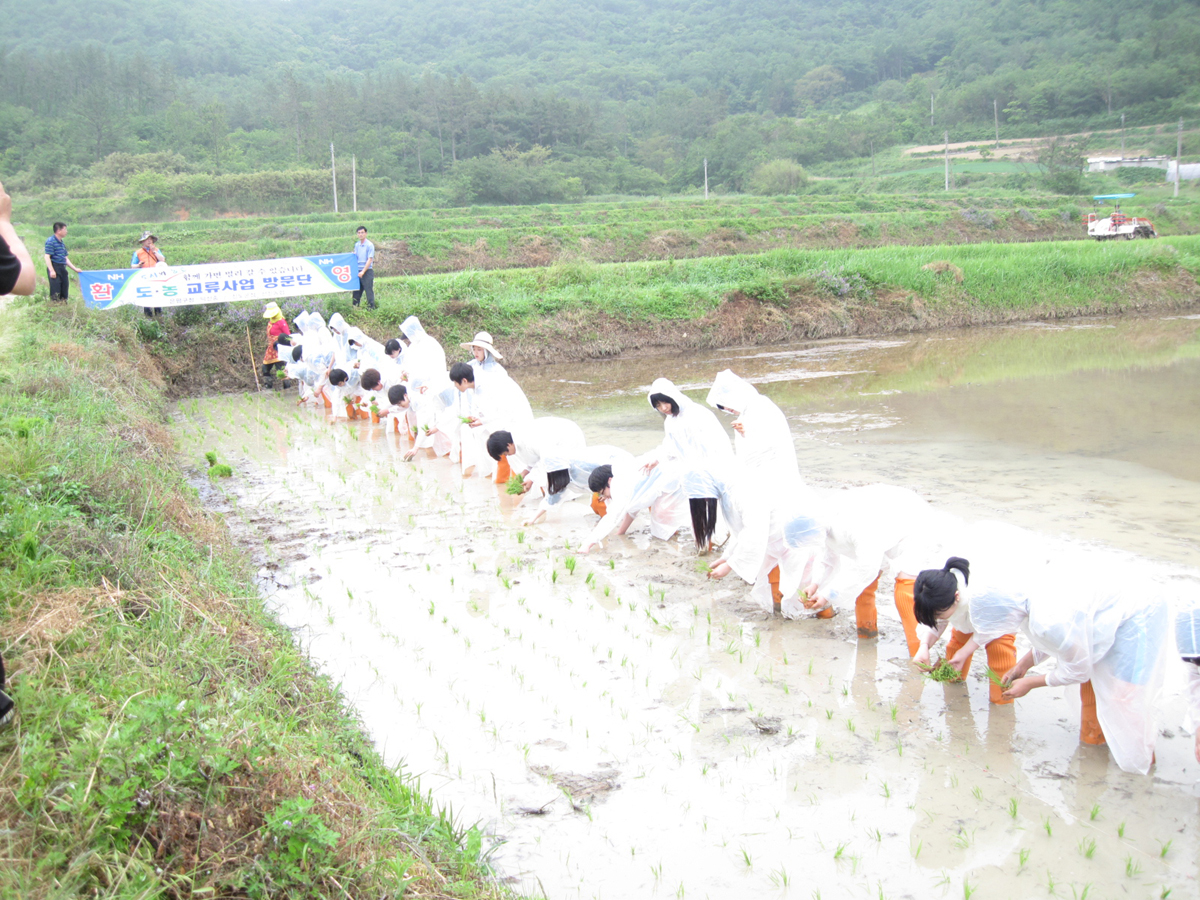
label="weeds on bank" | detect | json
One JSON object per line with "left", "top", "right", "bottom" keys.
{"left": 0, "top": 306, "right": 502, "bottom": 899}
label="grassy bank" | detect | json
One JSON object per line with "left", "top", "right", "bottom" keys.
{"left": 0, "top": 302, "right": 506, "bottom": 898}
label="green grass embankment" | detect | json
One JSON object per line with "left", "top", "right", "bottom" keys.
{"left": 0, "top": 304, "right": 505, "bottom": 899}
{"left": 355, "top": 233, "right": 1200, "bottom": 355}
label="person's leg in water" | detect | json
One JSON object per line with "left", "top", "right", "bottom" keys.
{"left": 855, "top": 573, "right": 880, "bottom": 638}
{"left": 944, "top": 630, "right": 1018, "bottom": 705}
{"left": 893, "top": 574, "right": 921, "bottom": 657}
{"left": 1079, "top": 680, "right": 1106, "bottom": 745}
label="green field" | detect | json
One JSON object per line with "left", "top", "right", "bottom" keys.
{"left": 21, "top": 189, "right": 1199, "bottom": 278}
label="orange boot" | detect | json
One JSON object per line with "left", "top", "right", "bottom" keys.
{"left": 767, "top": 566, "right": 783, "bottom": 615}
{"left": 1079, "top": 680, "right": 1106, "bottom": 745}
{"left": 590, "top": 492, "right": 607, "bottom": 516}
{"left": 855, "top": 575, "right": 880, "bottom": 638}
{"left": 893, "top": 576, "right": 921, "bottom": 658}
{"left": 984, "top": 634, "right": 1017, "bottom": 706}
{"left": 494, "top": 454, "right": 512, "bottom": 484}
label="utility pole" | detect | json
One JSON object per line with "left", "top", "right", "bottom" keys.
{"left": 994, "top": 99, "right": 999, "bottom": 148}
{"left": 352, "top": 155, "right": 357, "bottom": 213}
{"left": 330, "top": 143, "right": 338, "bottom": 213}
{"left": 703, "top": 158, "right": 709, "bottom": 200}
{"left": 944, "top": 131, "right": 950, "bottom": 191}
{"left": 1176, "top": 117, "right": 1183, "bottom": 198}
{"left": 1121, "top": 112, "right": 1125, "bottom": 160}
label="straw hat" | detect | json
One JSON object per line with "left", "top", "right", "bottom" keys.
{"left": 136, "top": 231, "right": 158, "bottom": 243}
{"left": 262, "top": 301, "right": 283, "bottom": 319}
{"left": 460, "top": 331, "right": 503, "bottom": 361}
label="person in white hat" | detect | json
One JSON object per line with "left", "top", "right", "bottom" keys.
{"left": 261, "top": 302, "right": 292, "bottom": 388}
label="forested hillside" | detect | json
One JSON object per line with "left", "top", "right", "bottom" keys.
{"left": 3, "top": 0, "right": 1198, "bottom": 211}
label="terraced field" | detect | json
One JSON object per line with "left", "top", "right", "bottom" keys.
{"left": 45, "top": 193, "right": 1099, "bottom": 275}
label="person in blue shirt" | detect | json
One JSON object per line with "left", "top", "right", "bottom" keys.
{"left": 352, "top": 225, "right": 375, "bottom": 309}
{"left": 43, "top": 222, "right": 82, "bottom": 302}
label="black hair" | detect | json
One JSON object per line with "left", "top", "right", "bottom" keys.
{"left": 588, "top": 464, "right": 613, "bottom": 494}
{"left": 449, "top": 361, "right": 475, "bottom": 384}
{"left": 913, "top": 557, "right": 971, "bottom": 629}
{"left": 348, "top": 337, "right": 362, "bottom": 348}
{"left": 274, "top": 333, "right": 292, "bottom": 347}
{"left": 53, "top": 221, "right": 66, "bottom": 233}
{"left": 384, "top": 338, "right": 401, "bottom": 355}
{"left": 486, "top": 430, "right": 513, "bottom": 462}
{"left": 291, "top": 345, "right": 303, "bottom": 362}
{"left": 356, "top": 225, "right": 368, "bottom": 233}
{"left": 689, "top": 498, "right": 718, "bottom": 551}
{"left": 328, "top": 368, "right": 349, "bottom": 386}
{"left": 547, "top": 469, "right": 571, "bottom": 496}
{"left": 387, "top": 384, "right": 407, "bottom": 405}
{"left": 360, "top": 368, "right": 382, "bottom": 392}
{"left": 649, "top": 392, "right": 679, "bottom": 416}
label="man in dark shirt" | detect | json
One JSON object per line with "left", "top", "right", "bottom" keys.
{"left": 43, "top": 222, "right": 82, "bottom": 301}
{"left": 1, "top": 181, "right": 36, "bottom": 296}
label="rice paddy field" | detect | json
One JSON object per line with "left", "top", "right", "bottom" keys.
{"left": 18, "top": 191, "right": 1186, "bottom": 276}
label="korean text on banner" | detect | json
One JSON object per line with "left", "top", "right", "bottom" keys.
{"left": 80, "top": 254, "right": 361, "bottom": 310}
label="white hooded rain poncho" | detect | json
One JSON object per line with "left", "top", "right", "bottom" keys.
{"left": 647, "top": 378, "right": 734, "bottom": 470}
{"left": 530, "top": 444, "right": 634, "bottom": 522}
{"left": 705, "top": 369, "right": 799, "bottom": 485}
{"left": 968, "top": 561, "right": 1172, "bottom": 775}
{"left": 399, "top": 316, "right": 447, "bottom": 384}
{"left": 461, "top": 368, "right": 535, "bottom": 478}
{"left": 583, "top": 458, "right": 690, "bottom": 550}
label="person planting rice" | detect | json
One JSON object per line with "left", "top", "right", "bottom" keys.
{"left": 644, "top": 377, "right": 734, "bottom": 475}
{"left": 706, "top": 369, "right": 801, "bottom": 611}
{"left": 403, "top": 370, "right": 460, "bottom": 461}
{"left": 328, "top": 313, "right": 357, "bottom": 368}
{"left": 485, "top": 418, "right": 587, "bottom": 497}
{"left": 581, "top": 460, "right": 690, "bottom": 553}
{"left": 260, "top": 302, "right": 292, "bottom": 388}
{"left": 914, "top": 554, "right": 1172, "bottom": 774}
{"left": 522, "top": 445, "right": 634, "bottom": 525}
{"left": 451, "top": 361, "right": 534, "bottom": 480}
{"left": 1176, "top": 605, "right": 1200, "bottom": 763}
{"left": 382, "top": 384, "right": 411, "bottom": 435}
{"left": 285, "top": 343, "right": 332, "bottom": 406}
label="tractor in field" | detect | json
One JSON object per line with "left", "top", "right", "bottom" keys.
{"left": 1084, "top": 193, "right": 1157, "bottom": 240}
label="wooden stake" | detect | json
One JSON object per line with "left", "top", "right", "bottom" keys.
{"left": 247, "top": 324, "right": 261, "bottom": 391}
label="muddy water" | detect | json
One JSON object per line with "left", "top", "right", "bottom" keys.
{"left": 178, "top": 313, "right": 1200, "bottom": 900}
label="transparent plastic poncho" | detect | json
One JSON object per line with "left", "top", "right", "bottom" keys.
{"left": 706, "top": 369, "right": 799, "bottom": 484}
{"left": 647, "top": 377, "right": 734, "bottom": 468}
{"left": 968, "top": 563, "right": 1172, "bottom": 774}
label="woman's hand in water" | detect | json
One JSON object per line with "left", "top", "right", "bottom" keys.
{"left": 912, "top": 645, "right": 932, "bottom": 668}
{"left": 1001, "top": 675, "right": 1042, "bottom": 700}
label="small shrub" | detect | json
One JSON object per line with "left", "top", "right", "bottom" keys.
{"left": 960, "top": 207, "right": 996, "bottom": 229}
{"left": 813, "top": 265, "right": 873, "bottom": 301}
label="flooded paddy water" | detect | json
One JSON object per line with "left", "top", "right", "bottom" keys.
{"left": 176, "top": 312, "right": 1200, "bottom": 899}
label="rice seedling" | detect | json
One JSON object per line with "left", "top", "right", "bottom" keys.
{"left": 1117, "top": 821, "right": 1126, "bottom": 838}
{"left": 880, "top": 781, "right": 890, "bottom": 798}
{"left": 1158, "top": 839, "right": 1172, "bottom": 858}
{"left": 1043, "top": 817, "right": 1052, "bottom": 837}
{"left": 1078, "top": 838, "right": 1096, "bottom": 859}
{"left": 833, "top": 842, "right": 847, "bottom": 860}
{"left": 769, "top": 866, "right": 790, "bottom": 888}
{"left": 1125, "top": 856, "right": 1141, "bottom": 877}
{"left": 971, "top": 786, "right": 982, "bottom": 801}
{"left": 846, "top": 718, "right": 855, "bottom": 733}
{"left": 740, "top": 848, "right": 753, "bottom": 868}
{"left": 826, "top": 709, "right": 834, "bottom": 720}
{"left": 1018, "top": 847, "right": 1029, "bottom": 868}
{"left": 1008, "top": 797, "right": 1019, "bottom": 819}
{"left": 1089, "top": 803, "right": 1101, "bottom": 821}
{"left": 564, "top": 556, "right": 577, "bottom": 574}
{"left": 923, "top": 658, "right": 964, "bottom": 682}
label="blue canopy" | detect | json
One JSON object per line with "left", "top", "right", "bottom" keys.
{"left": 1092, "top": 193, "right": 1137, "bottom": 201}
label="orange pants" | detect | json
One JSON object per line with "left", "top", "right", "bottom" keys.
{"left": 493, "top": 454, "right": 511, "bottom": 484}
{"left": 768, "top": 566, "right": 783, "bottom": 614}
{"left": 893, "top": 576, "right": 922, "bottom": 657}
{"left": 945, "top": 630, "right": 1018, "bottom": 705}
{"left": 590, "top": 493, "right": 607, "bottom": 516}
{"left": 855, "top": 576, "right": 881, "bottom": 638}
{"left": 1079, "top": 680, "right": 1106, "bottom": 745}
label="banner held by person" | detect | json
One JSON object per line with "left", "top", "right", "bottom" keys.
{"left": 80, "top": 254, "right": 360, "bottom": 310}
